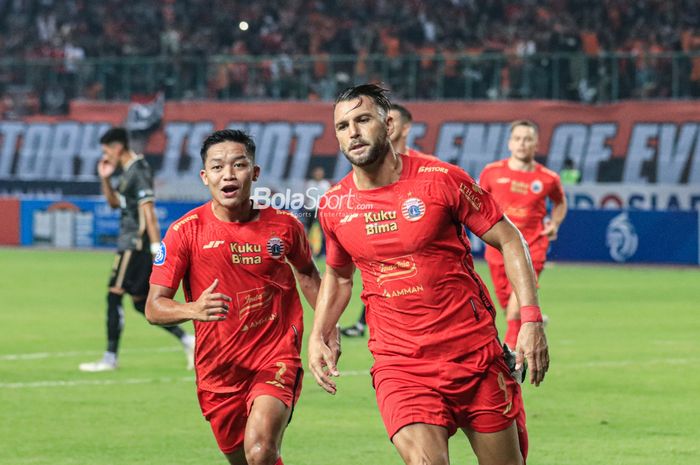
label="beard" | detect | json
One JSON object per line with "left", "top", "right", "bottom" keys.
{"left": 343, "top": 131, "right": 390, "bottom": 168}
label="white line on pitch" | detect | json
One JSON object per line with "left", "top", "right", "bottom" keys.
{"left": 0, "top": 376, "right": 195, "bottom": 389}
{"left": 0, "top": 371, "right": 371, "bottom": 390}
{"left": 0, "top": 347, "right": 181, "bottom": 361}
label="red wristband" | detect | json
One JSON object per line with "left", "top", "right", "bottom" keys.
{"left": 520, "top": 305, "right": 543, "bottom": 323}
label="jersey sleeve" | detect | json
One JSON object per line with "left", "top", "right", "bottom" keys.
{"left": 149, "top": 224, "right": 190, "bottom": 290}
{"left": 548, "top": 174, "right": 565, "bottom": 204}
{"left": 286, "top": 216, "right": 314, "bottom": 271}
{"left": 318, "top": 208, "right": 352, "bottom": 269}
{"left": 443, "top": 166, "right": 504, "bottom": 237}
{"left": 132, "top": 164, "right": 155, "bottom": 205}
{"left": 478, "top": 166, "right": 493, "bottom": 192}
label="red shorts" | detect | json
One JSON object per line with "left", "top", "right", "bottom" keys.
{"left": 487, "top": 260, "right": 544, "bottom": 309}
{"left": 197, "top": 359, "right": 303, "bottom": 453}
{"left": 371, "top": 339, "right": 525, "bottom": 440}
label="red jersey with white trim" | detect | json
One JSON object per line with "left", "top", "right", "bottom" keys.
{"left": 150, "top": 203, "right": 313, "bottom": 393}
{"left": 319, "top": 154, "right": 503, "bottom": 361}
{"left": 479, "top": 160, "right": 564, "bottom": 264}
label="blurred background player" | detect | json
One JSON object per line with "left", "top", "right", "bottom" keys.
{"left": 339, "top": 102, "right": 430, "bottom": 337}
{"left": 560, "top": 157, "right": 582, "bottom": 185}
{"left": 79, "top": 127, "right": 194, "bottom": 372}
{"left": 479, "top": 120, "right": 568, "bottom": 350}
{"left": 302, "top": 166, "right": 331, "bottom": 257}
{"left": 146, "top": 129, "right": 331, "bottom": 465}
{"left": 309, "top": 84, "right": 549, "bottom": 465}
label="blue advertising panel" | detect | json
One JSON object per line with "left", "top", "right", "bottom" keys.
{"left": 20, "top": 198, "right": 200, "bottom": 248}
{"left": 550, "top": 210, "right": 699, "bottom": 265}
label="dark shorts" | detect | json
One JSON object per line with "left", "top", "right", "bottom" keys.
{"left": 197, "top": 359, "right": 303, "bottom": 453}
{"left": 108, "top": 249, "right": 152, "bottom": 296}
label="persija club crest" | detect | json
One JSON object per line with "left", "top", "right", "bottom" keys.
{"left": 266, "top": 237, "right": 285, "bottom": 259}
{"left": 401, "top": 198, "right": 426, "bottom": 222}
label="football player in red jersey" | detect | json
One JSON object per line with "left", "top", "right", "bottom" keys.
{"left": 479, "top": 120, "right": 567, "bottom": 349}
{"left": 308, "top": 84, "right": 548, "bottom": 465}
{"left": 145, "top": 129, "right": 333, "bottom": 465}
{"left": 340, "top": 102, "right": 432, "bottom": 338}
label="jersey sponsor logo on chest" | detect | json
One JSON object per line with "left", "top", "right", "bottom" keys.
{"left": 203, "top": 240, "right": 225, "bottom": 249}
{"left": 370, "top": 254, "right": 418, "bottom": 285}
{"left": 510, "top": 181, "right": 530, "bottom": 194}
{"left": 230, "top": 242, "right": 263, "bottom": 264}
{"left": 236, "top": 286, "right": 274, "bottom": 319}
{"left": 382, "top": 284, "right": 424, "bottom": 298}
{"left": 364, "top": 210, "right": 398, "bottom": 235}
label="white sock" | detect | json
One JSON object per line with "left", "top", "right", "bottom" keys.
{"left": 103, "top": 351, "right": 117, "bottom": 364}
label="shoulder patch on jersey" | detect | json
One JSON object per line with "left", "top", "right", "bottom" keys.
{"left": 459, "top": 183, "right": 482, "bottom": 211}
{"left": 172, "top": 214, "right": 198, "bottom": 231}
{"left": 153, "top": 242, "right": 166, "bottom": 266}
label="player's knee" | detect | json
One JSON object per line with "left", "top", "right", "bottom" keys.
{"left": 397, "top": 443, "right": 448, "bottom": 465}
{"left": 107, "top": 292, "right": 123, "bottom": 315}
{"left": 244, "top": 439, "right": 278, "bottom": 465}
{"left": 403, "top": 451, "right": 449, "bottom": 465}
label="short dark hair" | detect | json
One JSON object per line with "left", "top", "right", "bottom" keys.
{"left": 335, "top": 84, "right": 392, "bottom": 117}
{"left": 99, "top": 127, "right": 129, "bottom": 149}
{"left": 510, "top": 119, "right": 539, "bottom": 136}
{"left": 390, "top": 103, "right": 412, "bottom": 123}
{"left": 200, "top": 129, "right": 256, "bottom": 164}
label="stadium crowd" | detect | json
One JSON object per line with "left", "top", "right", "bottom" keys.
{"left": 1, "top": 0, "right": 700, "bottom": 114}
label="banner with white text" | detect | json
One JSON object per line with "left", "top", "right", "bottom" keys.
{"left": 1, "top": 100, "right": 699, "bottom": 201}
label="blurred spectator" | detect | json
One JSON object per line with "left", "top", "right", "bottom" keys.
{"left": 0, "top": 0, "right": 699, "bottom": 106}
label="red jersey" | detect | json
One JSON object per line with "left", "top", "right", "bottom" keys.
{"left": 479, "top": 160, "right": 564, "bottom": 264}
{"left": 319, "top": 154, "right": 503, "bottom": 361}
{"left": 150, "top": 203, "right": 313, "bottom": 393}
{"left": 406, "top": 147, "right": 432, "bottom": 157}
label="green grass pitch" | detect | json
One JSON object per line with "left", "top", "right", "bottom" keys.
{"left": 1, "top": 247, "right": 698, "bottom": 465}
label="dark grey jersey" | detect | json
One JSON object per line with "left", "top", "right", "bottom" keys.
{"left": 116, "top": 156, "right": 155, "bottom": 251}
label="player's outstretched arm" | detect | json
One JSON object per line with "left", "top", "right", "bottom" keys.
{"left": 481, "top": 217, "right": 549, "bottom": 386}
{"left": 308, "top": 263, "right": 354, "bottom": 395}
{"left": 146, "top": 279, "right": 231, "bottom": 326}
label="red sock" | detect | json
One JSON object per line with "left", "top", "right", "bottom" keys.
{"left": 504, "top": 319, "right": 522, "bottom": 348}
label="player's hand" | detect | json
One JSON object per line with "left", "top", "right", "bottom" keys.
{"left": 328, "top": 324, "right": 342, "bottom": 363}
{"left": 192, "top": 279, "right": 231, "bottom": 322}
{"left": 541, "top": 220, "right": 558, "bottom": 240}
{"left": 97, "top": 156, "right": 116, "bottom": 179}
{"left": 515, "top": 322, "right": 549, "bottom": 386}
{"left": 308, "top": 332, "right": 340, "bottom": 395}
